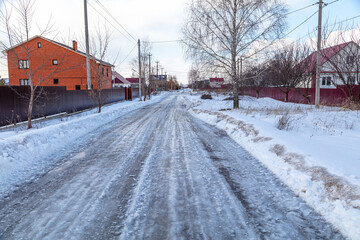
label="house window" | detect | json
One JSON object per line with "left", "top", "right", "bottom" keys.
{"left": 53, "top": 79, "right": 59, "bottom": 85}
{"left": 347, "top": 76, "right": 355, "bottom": 85}
{"left": 346, "top": 56, "right": 355, "bottom": 65}
{"left": 106, "top": 68, "right": 109, "bottom": 77}
{"left": 19, "top": 60, "right": 29, "bottom": 69}
{"left": 37, "top": 42, "right": 41, "bottom": 48}
{"left": 321, "top": 76, "right": 332, "bottom": 86}
{"left": 52, "top": 59, "right": 58, "bottom": 65}
{"left": 75, "top": 85, "right": 81, "bottom": 90}
{"left": 20, "top": 79, "right": 30, "bottom": 85}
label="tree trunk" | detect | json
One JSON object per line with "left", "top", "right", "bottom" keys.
{"left": 303, "top": 94, "right": 311, "bottom": 104}
{"left": 256, "top": 90, "right": 260, "bottom": 99}
{"left": 233, "top": 80, "right": 239, "bottom": 109}
{"left": 285, "top": 91, "right": 289, "bottom": 102}
{"left": 27, "top": 87, "right": 34, "bottom": 129}
{"left": 98, "top": 91, "right": 102, "bottom": 113}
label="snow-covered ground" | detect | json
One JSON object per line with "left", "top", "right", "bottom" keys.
{"left": 0, "top": 90, "right": 358, "bottom": 239}
{"left": 0, "top": 93, "right": 168, "bottom": 198}
{"left": 186, "top": 91, "right": 360, "bottom": 239}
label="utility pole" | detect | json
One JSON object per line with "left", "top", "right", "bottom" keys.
{"left": 138, "top": 39, "right": 142, "bottom": 101}
{"left": 315, "top": 0, "right": 323, "bottom": 108}
{"left": 156, "top": 61, "right": 159, "bottom": 79}
{"left": 84, "top": 0, "right": 91, "bottom": 90}
{"left": 148, "top": 53, "right": 152, "bottom": 98}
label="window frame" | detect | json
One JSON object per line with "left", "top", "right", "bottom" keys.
{"left": 321, "top": 76, "right": 332, "bottom": 86}
{"left": 346, "top": 55, "right": 355, "bottom": 65}
{"left": 20, "top": 79, "right": 30, "bottom": 85}
{"left": 347, "top": 76, "right": 356, "bottom": 85}
{"left": 52, "top": 59, "right": 58, "bottom": 65}
{"left": 18, "top": 60, "right": 29, "bottom": 69}
{"left": 53, "top": 79, "right": 59, "bottom": 85}
{"left": 37, "top": 42, "right": 41, "bottom": 48}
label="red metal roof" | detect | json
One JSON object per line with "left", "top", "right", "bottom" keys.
{"left": 126, "top": 78, "right": 144, "bottom": 83}
{"left": 209, "top": 78, "right": 224, "bottom": 82}
{"left": 302, "top": 42, "right": 351, "bottom": 73}
{"left": 112, "top": 71, "right": 130, "bottom": 84}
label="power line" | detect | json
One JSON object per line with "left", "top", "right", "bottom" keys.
{"left": 286, "top": 3, "right": 317, "bottom": 15}
{"left": 93, "top": 0, "right": 137, "bottom": 42}
{"left": 147, "top": 40, "right": 182, "bottom": 44}
{"left": 284, "top": 10, "right": 319, "bottom": 38}
{"left": 87, "top": 1, "right": 136, "bottom": 44}
{"left": 116, "top": 43, "right": 138, "bottom": 68}
{"left": 324, "top": 0, "right": 340, "bottom": 6}
{"left": 145, "top": 3, "right": 322, "bottom": 45}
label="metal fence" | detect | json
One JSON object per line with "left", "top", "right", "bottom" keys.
{"left": 0, "top": 86, "right": 134, "bottom": 127}
{"left": 242, "top": 86, "right": 360, "bottom": 105}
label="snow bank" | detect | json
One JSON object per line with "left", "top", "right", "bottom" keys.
{"left": 186, "top": 92, "right": 360, "bottom": 240}
{"left": 0, "top": 93, "right": 168, "bottom": 197}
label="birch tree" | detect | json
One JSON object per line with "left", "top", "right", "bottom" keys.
{"left": 182, "top": 0, "right": 287, "bottom": 108}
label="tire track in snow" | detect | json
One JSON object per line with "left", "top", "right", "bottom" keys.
{"left": 0, "top": 94, "right": 344, "bottom": 239}
{"left": 0, "top": 97, "right": 169, "bottom": 240}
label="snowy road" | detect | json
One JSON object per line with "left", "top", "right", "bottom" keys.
{"left": 0, "top": 94, "right": 343, "bottom": 239}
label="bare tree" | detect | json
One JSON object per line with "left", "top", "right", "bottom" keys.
{"left": 182, "top": 0, "right": 287, "bottom": 108}
{"left": 0, "top": 0, "right": 71, "bottom": 129}
{"left": 268, "top": 43, "right": 311, "bottom": 102}
{"left": 168, "top": 75, "right": 179, "bottom": 90}
{"left": 88, "top": 26, "right": 112, "bottom": 113}
{"left": 188, "top": 67, "right": 201, "bottom": 89}
{"left": 243, "top": 64, "right": 270, "bottom": 99}
{"left": 130, "top": 40, "right": 152, "bottom": 101}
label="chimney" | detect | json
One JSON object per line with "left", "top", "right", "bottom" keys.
{"left": 72, "top": 40, "right": 78, "bottom": 51}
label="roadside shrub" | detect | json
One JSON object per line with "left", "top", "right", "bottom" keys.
{"left": 201, "top": 94, "right": 212, "bottom": 100}
{"left": 276, "top": 111, "right": 293, "bottom": 131}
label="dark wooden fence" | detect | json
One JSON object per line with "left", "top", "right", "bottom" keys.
{"left": 0, "top": 86, "right": 135, "bottom": 127}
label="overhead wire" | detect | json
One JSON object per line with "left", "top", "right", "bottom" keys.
{"left": 87, "top": 1, "right": 136, "bottom": 44}
{"left": 116, "top": 43, "right": 138, "bottom": 69}
{"left": 93, "top": 0, "right": 137, "bottom": 42}
{"left": 144, "top": 2, "right": 323, "bottom": 45}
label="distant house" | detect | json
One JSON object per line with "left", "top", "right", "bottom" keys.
{"left": 209, "top": 78, "right": 224, "bottom": 88}
{"left": 112, "top": 71, "right": 131, "bottom": 88}
{"left": 126, "top": 78, "right": 144, "bottom": 89}
{"left": 300, "top": 41, "right": 360, "bottom": 89}
{"left": 6, "top": 35, "right": 114, "bottom": 90}
{"left": 0, "top": 78, "right": 9, "bottom": 86}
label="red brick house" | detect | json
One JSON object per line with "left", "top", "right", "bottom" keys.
{"left": 6, "top": 35, "right": 113, "bottom": 90}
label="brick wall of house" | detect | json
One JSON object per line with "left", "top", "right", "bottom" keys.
{"left": 7, "top": 36, "right": 112, "bottom": 90}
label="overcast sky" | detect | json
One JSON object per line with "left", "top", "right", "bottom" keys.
{"left": 0, "top": 0, "right": 359, "bottom": 84}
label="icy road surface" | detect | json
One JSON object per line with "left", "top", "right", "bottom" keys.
{"left": 0, "top": 94, "right": 343, "bottom": 239}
